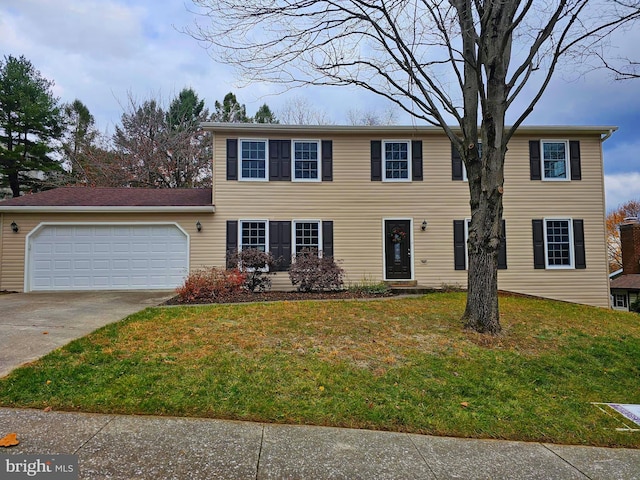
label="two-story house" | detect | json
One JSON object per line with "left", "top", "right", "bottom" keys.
{"left": 0, "top": 124, "right": 614, "bottom": 308}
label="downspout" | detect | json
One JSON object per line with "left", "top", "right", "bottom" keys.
{"left": 601, "top": 128, "right": 615, "bottom": 142}
{"left": 600, "top": 127, "right": 617, "bottom": 308}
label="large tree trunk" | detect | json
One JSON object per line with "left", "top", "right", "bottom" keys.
{"left": 463, "top": 154, "right": 504, "bottom": 334}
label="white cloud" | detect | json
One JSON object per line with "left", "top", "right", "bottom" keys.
{"left": 605, "top": 172, "right": 640, "bottom": 211}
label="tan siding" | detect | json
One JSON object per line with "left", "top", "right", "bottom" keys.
{"left": 0, "top": 213, "right": 217, "bottom": 292}
{"left": 1, "top": 129, "right": 610, "bottom": 307}
{"left": 212, "top": 131, "right": 610, "bottom": 307}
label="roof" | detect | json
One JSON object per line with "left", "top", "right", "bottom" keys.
{"left": 0, "top": 187, "right": 214, "bottom": 213}
{"left": 202, "top": 123, "right": 618, "bottom": 138}
{"left": 610, "top": 274, "right": 640, "bottom": 291}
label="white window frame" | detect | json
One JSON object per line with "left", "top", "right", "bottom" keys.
{"left": 239, "top": 139, "right": 269, "bottom": 181}
{"left": 541, "top": 140, "right": 570, "bottom": 182}
{"left": 382, "top": 140, "right": 412, "bottom": 182}
{"left": 238, "top": 219, "right": 270, "bottom": 272}
{"left": 238, "top": 219, "right": 269, "bottom": 253}
{"left": 292, "top": 140, "right": 321, "bottom": 183}
{"left": 613, "top": 292, "right": 628, "bottom": 309}
{"left": 461, "top": 141, "right": 481, "bottom": 182}
{"left": 543, "top": 218, "right": 574, "bottom": 269}
{"left": 292, "top": 220, "right": 323, "bottom": 258}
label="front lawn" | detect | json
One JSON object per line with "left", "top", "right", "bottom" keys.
{"left": 0, "top": 292, "right": 638, "bottom": 447}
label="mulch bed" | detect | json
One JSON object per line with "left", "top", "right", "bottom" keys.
{"left": 163, "top": 289, "right": 398, "bottom": 306}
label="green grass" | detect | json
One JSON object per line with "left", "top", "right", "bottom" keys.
{"left": 1, "top": 292, "right": 639, "bottom": 447}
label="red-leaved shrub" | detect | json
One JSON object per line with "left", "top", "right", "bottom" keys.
{"left": 288, "top": 249, "right": 344, "bottom": 292}
{"left": 176, "top": 267, "right": 246, "bottom": 302}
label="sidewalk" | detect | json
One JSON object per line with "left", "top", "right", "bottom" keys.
{"left": 1, "top": 408, "right": 639, "bottom": 479}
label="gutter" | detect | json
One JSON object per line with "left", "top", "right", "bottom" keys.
{"left": 601, "top": 128, "right": 617, "bottom": 142}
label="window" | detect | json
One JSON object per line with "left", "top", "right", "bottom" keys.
{"left": 541, "top": 141, "right": 569, "bottom": 181}
{"left": 240, "top": 220, "right": 267, "bottom": 252}
{"left": 293, "top": 141, "right": 320, "bottom": 181}
{"left": 294, "top": 221, "right": 321, "bottom": 255}
{"left": 240, "top": 140, "right": 267, "bottom": 180}
{"left": 614, "top": 293, "right": 628, "bottom": 309}
{"left": 383, "top": 141, "right": 410, "bottom": 181}
{"left": 453, "top": 218, "right": 507, "bottom": 270}
{"left": 461, "top": 142, "right": 481, "bottom": 181}
{"left": 544, "top": 219, "right": 573, "bottom": 268}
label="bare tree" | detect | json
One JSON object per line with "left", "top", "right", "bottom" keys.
{"left": 187, "top": 0, "right": 640, "bottom": 334}
{"left": 277, "top": 96, "right": 333, "bottom": 125}
{"left": 113, "top": 89, "right": 212, "bottom": 188}
{"left": 347, "top": 107, "right": 397, "bottom": 126}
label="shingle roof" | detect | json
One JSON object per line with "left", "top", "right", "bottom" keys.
{"left": 0, "top": 187, "right": 212, "bottom": 207}
{"left": 610, "top": 274, "right": 640, "bottom": 290}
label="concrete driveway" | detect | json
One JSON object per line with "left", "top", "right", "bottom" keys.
{"left": 0, "top": 291, "right": 173, "bottom": 378}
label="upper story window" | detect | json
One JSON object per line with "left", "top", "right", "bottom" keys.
{"left": 541, "top": 140, "right": 569, "bottom": 181}
{"left": 384, "top": 141, "right": 411, "bottom": 181}
{"left": 240, "top": 140, "right": 268, "bottom": 180}
{"left": 293, "top": 141, "right": 320, "bottom": 181}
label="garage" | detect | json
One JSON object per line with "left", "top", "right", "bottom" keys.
{"left": 27, "top": 224, "right": 189, "bottom": 291}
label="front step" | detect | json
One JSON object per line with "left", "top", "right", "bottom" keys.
{"left": 385, "top": 281, "right": 433, "bottom": 295}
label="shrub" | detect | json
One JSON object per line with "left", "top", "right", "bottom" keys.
{"left": 232, "top": 248, "right": 276, "bottom": 292}
{"left": 289, "top": 249, "right": 344, "bottom": 292}
{"left": 176, "top": 267, "right": 245, "bottom": 302}
{"left": 348, "top": 279, "right": 390, "bottom": 295}
{"left": 630, "top": 298, "right": 640, "bottom": 314}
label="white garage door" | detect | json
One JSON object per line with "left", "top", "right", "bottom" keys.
{"left": 28, "top": 224, "right": 189, "bottom": 291}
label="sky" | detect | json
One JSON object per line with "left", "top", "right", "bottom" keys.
{"left": 1, "top": 0, "right": 640, "bottom": 211}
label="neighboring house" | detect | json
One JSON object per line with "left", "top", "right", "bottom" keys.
{"left": 610, "top": 217, "right": 640, "bottom": 311}
{"left": 0, "top": 124, "right": 614, "bottom": 309}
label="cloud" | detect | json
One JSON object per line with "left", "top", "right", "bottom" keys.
{"left": 605, "top": 172, "right": 640, "bottom": 211}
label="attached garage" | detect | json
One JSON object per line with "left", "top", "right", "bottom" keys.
{"left": 27, "top": 224, "right": 189, "bottom": 291}
{"left": 0, "top": 187, "right": 215, "bottom": 293}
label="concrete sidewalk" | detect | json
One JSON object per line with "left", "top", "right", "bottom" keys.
{"left": 1, "top": 408, "right": 638, "bottom": 479}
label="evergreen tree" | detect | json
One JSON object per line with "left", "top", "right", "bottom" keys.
{"left": 254, "top": 103, "right": 279, "bottom": 124}
{"left": 0, "top": 55, "right": 63, "bottom": 197}
{"left": 212, "top": 92, "right": 250, "bottom": 122}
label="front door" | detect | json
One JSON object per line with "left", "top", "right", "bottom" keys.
{"left": 384, "top": 219, "right": 412, "bottom": 280}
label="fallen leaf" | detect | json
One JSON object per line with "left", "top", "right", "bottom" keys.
{"left": 318, "top": 386, "right": 325, "bottom": 391}
{"left": 43, "top": 406, "right": 52, "bottom": 412}
{"left": 42, "top": 332, "right": 48, "bottom": 335}
{"left": 0, "top": 433, "right": 19, "bottom": 447}
{"left": 461, "top": 402, "right": 469, "bottom": 408}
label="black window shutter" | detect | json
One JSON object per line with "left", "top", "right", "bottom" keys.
{"left": 227, "top": 139, "right": 238, "bottom": 180}
{"left": 411, "top": 140, "right": 423, "bottom": 181}
{"left": 268, "top": 140, "right": 280, "bottom": 180}
{"left": 280, "top": 140, "right": 291, "bottom": 181}
{"left": 226, "top": 220, "right": 238, "bottom": 269}
{"left": 322, "top": 221, "right": 334, "bottom": 258}
{"left": 452, "top": 143, "right": 464, "bottom": 181}
{"left": 532, "top": 219, "right": 545, "bottom": 269}
{"left": 453, "top": 220, "right": 466, "bottom": 270}
{"left": 269, "top": 221, "right": 291, "bottom": 271}
{"left": 529, "top": 140, "right": 541, "bottom": 181}
{"left": 322, "top": 140, "right": 333, "bottom": 181}
{"left": 498, "top": 219, "right": 507, "bottom": 270}
{"left": 569, "top": 141, "right": 581, "bottom": 181}
{"left": 573, "top": 219, "right": 586, "bottom": 269}
{"left": 268, "top": 140, "right": 291, "bottom": 181}
{"left": 371, "top": 141, "right": 382, "bottom": 181}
